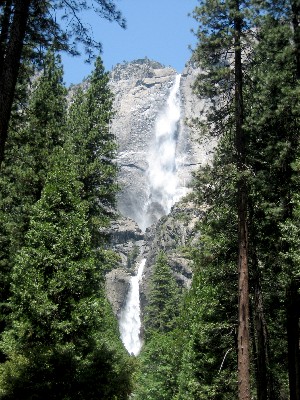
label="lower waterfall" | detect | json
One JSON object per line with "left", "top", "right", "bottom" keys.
{"left": 119, "top": 259, "right": 146, "bottom": 355}
{"left": 119, "top": 74, "right": 185, "bottom": 355}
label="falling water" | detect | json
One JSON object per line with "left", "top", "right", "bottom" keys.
{"left": 119, "top": 259, "right": 146, "bottom": 355}
{"left": 141, "top": 74, "right": 187, "bottom": 230}
{"left": 119, "top": 74, "right": 187, "bottom": 355}
{"left": 148, "top": 74, "right": 181, "bottom": 212}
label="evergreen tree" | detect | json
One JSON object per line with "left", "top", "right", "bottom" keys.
{"left": 133, "top": 252, "right": 181, "bottom": 400}
{"left": 243, "top": 8, "right": 300, "bottom": 398}
{"left": 143, "top": 252, "right": 180, "bottom": 338}
{"left": 187, "top": 1, "right": 300, "bottom": 398}
{"left": 0, "top": 0, "right": 126, "bottom": 165}
{"left": 0, "top": 51, "right": 67, "bottom": 349}
{"left": 0, "top": 144, "right": 133, "bottom": 399}
{"left": 67, "top": 56, "right": 118, "bottom": 247}
{"left": 174, "top": 135, "right": 238, "bottom": 400}
{"left": 192, "top": 0, "right": 253, "bottom": 396}
{"left": 134, "top": 331, "right": 180, "bottom": 400}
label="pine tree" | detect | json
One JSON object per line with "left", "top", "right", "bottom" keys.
{"left": 0, "top": 0, "right": 126, "bottom": 165}
{"left": 67, "top": 56, "right": 118, "bottom": 247}
{"left": 193, "top": 0, "right": 252, "bottom": 396}
{"left": 133, "top": 252, "right": 181, "bottom": 400}
{"left": 243, "top": 7, "right": 300, "bottom": 398}
{"left": 174, "top": 134, "right": 238, "bottom": 400}
{"left": 143, "top": 252, "right": 180, "bottom": 338}
{"left": 0, "top": 144, "right": 133, "bottom": 399}
{"left": 0, "top": 51, "right": 67, "bottom": 350}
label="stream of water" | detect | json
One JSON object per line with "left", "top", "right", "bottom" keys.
{"left": 119, "top": 259, "right": 146, "bottom": 355}
{"left": 147, "top": 73, "right": 182, "bottom": 215}
{"left": 119, "top": 74, "right": 184, "bottom": 355}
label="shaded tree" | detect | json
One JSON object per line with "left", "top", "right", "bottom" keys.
{"left": 0, "top": 0, "right": 125, "bottom": 165}
{"left": 0, "top": 51, "right": 67, "bottom": 351}
{"left": 193, "top": 0, "right": 252, "bottom": 396}
{"left": 67, "top": 56, "right": 118, "bottom": 247}
{"left": 0, "top": 144, "right": 133, "bottom": 399}
{"left": 143, "top": 252, "right": 180, "bottom": 338}
{"left": 244, "top": 7, "right": 300, "bottom": 397}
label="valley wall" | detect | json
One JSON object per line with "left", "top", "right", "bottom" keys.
{"left": 106, "top": 58, "right": 216, "bottom": 318}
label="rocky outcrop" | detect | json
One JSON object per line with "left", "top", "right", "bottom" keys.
{"left": 140, "top": 198, "right": 205, "bottom": 311}
{"left": 109, "top": 216, "right": 144, "bottom": 270}
{"left": 178, "top": 62, "right": 217, "bottom": 184}
{"left": 110, "top": 59, "right": 178, "bottom": 229}
{"left": 110, "top": 58, "right": 216, "bottom": 231}
{"left": 105, "top": 216, "right": 145, "bottom": 317}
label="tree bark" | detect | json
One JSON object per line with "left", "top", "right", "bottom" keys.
{"left": 288, "top": 4, "right": 300, "bottom": 398}
{"left": 0, "top": 0, "right": 13, "bottom": 77}
{"left": 253, "top": 275, "right": 277, "bottom": 400}
{"left": 0, "top": 0, "right": 31, "bottom": 166}
{"left": 234, "top": 1, "right": 251, "bottom": 399}
{"left": 286, "top": 279, "right": 300, "bottom": 400}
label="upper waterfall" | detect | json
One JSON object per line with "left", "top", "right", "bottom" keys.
{"left": 142, "top": 74, "right": 186, "bottom": 230}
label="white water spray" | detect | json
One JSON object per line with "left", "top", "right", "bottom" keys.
{"left": 148, "top": 74, "right": 181, "bottom": 214}
{"left": 119, "top": 259, "right": 146, "bottom": 355}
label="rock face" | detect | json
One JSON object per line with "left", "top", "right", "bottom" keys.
{"left": 110, "top": 59, "right": 177, "bottom": 230}
{"left": 105, "top": 58, "right": 215, "bottom": 318}
{"left": 105, "top": 216, "right": 144, "bottom": 317}
{"left": 140, "top": 198, "right": 205, "bottom": 311}
{"left": 110, "top": 58, "right": 216, "bottom": 231}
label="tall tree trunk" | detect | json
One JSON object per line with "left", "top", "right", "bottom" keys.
{"left": 249, "top": 200, "right": 275, "bottom": 400}
{"left": 234, "top": 1, "right": 250, "bottom": 399}
{"left": 0, "top": 0, "right": 31, "bottom": 166}
{"left": 0, "top": 0, "right": 13, "bottom": 77}
{"left": 253, "top": 281, "right": 268, "bottom": 400}
{"left": 287, "top": 3, "right": 300, "bottom": 398}
{"left": 253, "top": 274, "right": 278, "bottom": 400}
{"left": 286, "top": 279, "right": 300, "bottom": 400}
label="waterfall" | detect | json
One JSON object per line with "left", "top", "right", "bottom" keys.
{"left": 142, "top": 74, "right": 186, "bottom": 230}
{"left": 119, "top": 259, "right": 146, "bottom": 355}
{"left": 119, "top": 74, "right": 187, "bottom": 355}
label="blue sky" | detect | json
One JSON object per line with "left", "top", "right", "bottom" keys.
{"left": 61, "top": 0, "right": 199, "bottom": 85}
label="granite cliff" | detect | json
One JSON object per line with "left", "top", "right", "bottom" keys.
{"left": 110, "top": 58, "right": 214, "bottom": 230}
{"left": 105, "top": 58, "right": 216, "bottom": 318}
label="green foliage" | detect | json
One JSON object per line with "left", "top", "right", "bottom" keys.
{"left": 180, "top": 1, "right": 300, "bottom": 398}
{"left": 67, "top": 56, "right": 118, "bottom": 247}
{"left": 0, "top": 51, "right": 133, "bottom": 398}
{"left": 173, "top": 140, "right": 238, "bottom": 399}
{"left": 144, "top": 252, "right": 181, "bottom": 338}
{"left": 134, "top": 252, "right": 182, "bottom": 400}
{"left": 0, "top": 145, "right": 133, "bottom": 399}
{"left": 134, "top": 331, "right": 180, "bottom": 400}
{"left": 192, "top": 0, "right": 255, "bottom": 139}
{"left": 243, "top": 10, "right": 300, "bottom": 395}
{"left": 0, "top": 51, "right": 67, "bottom": 346}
